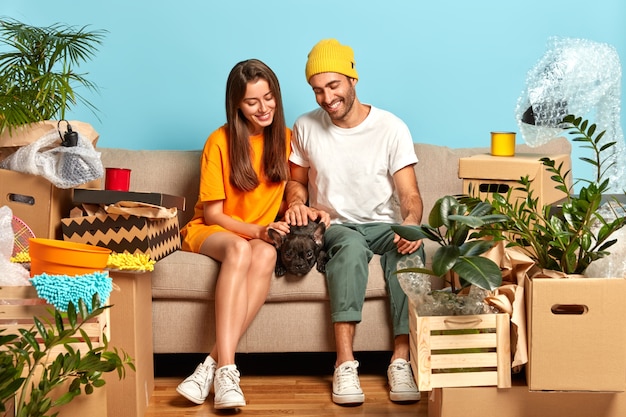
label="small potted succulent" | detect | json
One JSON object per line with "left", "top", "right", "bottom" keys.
{"left": 393, "top": 195, "right": 508, "bottom": 315}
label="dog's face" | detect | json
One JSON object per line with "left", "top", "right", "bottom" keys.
{"left": 269, "top": 221, "right": 326, "bottom": 277}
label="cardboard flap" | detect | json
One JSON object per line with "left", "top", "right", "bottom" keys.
{"left": 0, "top": 120, "right": 99, "bottom": 147}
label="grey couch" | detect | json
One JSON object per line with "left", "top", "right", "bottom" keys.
{"left": 98, "top": 137, "right": 570, "bottom": 355}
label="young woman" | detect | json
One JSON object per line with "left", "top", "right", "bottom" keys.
{"left": 176, "top": 59, "right": 291, "bottom": 410}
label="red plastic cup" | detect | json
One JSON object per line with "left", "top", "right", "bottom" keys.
{"left": 105, "top": 168, "right": 131, "bottom": 191}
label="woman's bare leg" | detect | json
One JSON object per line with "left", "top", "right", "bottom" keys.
{"left": 200, "top": 233, "right": 275, "bottom": 368}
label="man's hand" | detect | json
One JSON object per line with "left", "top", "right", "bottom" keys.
{"left": 393, "top": 233, "right": 422, "bottom": 255}
{"left": 284, "top": 203, "right": 330, "bottom": 228}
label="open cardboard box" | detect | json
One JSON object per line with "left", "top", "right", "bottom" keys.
{"left": 0, "top": 121, "right": 100, "bottom": 239}
{"left": 459, "top": 152, "right": 571, "bottom": 208}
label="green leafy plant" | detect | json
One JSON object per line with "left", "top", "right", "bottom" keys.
{"left": 477, "top": 114, "right": 626, "bottom": 274}
{"left": 393, "top": 195, "right": 507, "bottom": 293}
{"left": 0, "top": 295, "right": 134, "bottom": 417}
{"left": 0, "top": 18, "right": 106, "bottom": 133}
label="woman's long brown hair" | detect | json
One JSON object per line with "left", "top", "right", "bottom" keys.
{"left": 225, "top": 59, "right": 289, "bottom": 192}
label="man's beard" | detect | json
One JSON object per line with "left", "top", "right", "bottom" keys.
{"left": 326, "top": 84, "right": 356, "bottom": 122}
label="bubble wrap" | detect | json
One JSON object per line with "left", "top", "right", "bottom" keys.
{"left": 516, "top": 36, "right": 625, "bottom": 191}
{"left": 397, "top": 253, "right": 494, "bottom": 316}
{"left": 0, "top": 128, "right": 104, "bottom": 189}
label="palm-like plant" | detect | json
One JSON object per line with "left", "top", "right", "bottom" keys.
{"left": 393, "top": 195, "right": 507, "bottom": 293}
{"left": 0, "top": 18, "right": 106, "bottom": 133}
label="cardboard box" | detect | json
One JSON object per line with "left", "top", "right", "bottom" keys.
{"left": 525, "top": 275, "right": 626, "bottom": 392}
{"left": 458, "top": 153, "right": 571, "bottom": 208}
{"left": 0, "top": 168, "right": 75, "bottom": 239}
{"left": 429, "top": 375, "right": 626, "bottom": 417}
{"left": 104, "top": 271, "right": 154, "bottom": 417}
{"left": 409, "top": 300, "right": 511, "bottom": 390}
{"left": 61, "top": 212, "right": 181, "bottom": 261}
{"left": 72, "top": 188, "right": 186, "bottom": 212}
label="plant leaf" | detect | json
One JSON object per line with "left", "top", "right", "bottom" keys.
{"left": 452, "top": 256, "right": 502, "bottom": 291}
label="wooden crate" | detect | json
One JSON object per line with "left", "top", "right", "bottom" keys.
{"left": 409, "top": 300, "right": 511, "bottom": 391}
{"left": 0, "top": 285, "right": 110, "bottom": 358}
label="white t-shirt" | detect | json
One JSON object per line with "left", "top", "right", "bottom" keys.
{"left": 290, "top": 106, "right": 418, "bottom": 224}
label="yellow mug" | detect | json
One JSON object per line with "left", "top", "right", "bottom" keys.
{"left": 490, "top": 132, "right": 516, "bottom": 157}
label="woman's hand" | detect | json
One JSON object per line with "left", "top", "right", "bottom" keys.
{"left": 262, "top": 220, "right": 290, "bottom": 243}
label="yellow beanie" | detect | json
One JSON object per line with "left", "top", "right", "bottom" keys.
{"left": 305, "top": 39, "right": 358, "bottom": 82}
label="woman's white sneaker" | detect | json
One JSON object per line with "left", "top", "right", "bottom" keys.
{"left": 387, "top": 358, "right": 420, "bottom": 402}
{"left": 176, "top": 355, "right": 217, "bottom": 404}
{"left": 213, "top": 365, "right": 246, "bottom": 409}
{"left": 332, "top": 360, "right": 365, "bottom": 405}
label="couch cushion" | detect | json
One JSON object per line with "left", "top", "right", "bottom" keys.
{"left": 151, "top": 250, "right": 389, "bottom": 302}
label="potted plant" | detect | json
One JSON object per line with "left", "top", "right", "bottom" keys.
{"left": 477, "top": 114, "right": 626, "bottom": 275}
{"left": 393, "top": 196, "right": 513, "bottom": 391}
{"left": 0, "top": 18, "right": 106, "bottom": 133}
{"left": 393, "top": 195, "right": 508, "bottom": 315}
{"left": 0, "top": 295, "right": 134, "bottom": 417}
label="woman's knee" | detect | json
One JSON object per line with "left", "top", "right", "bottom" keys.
{"left": 250, "top": 242, "right": 277, "bottom": 273}
{"left": 223, "top": 239, "right": 253, "bottom": 267}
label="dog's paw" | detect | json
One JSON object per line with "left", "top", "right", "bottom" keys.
{"left": 316, "top": 251, "right": 328, "bottom": 273}
{"left": 275, "top": 263, "right": 287, "bottom": 277}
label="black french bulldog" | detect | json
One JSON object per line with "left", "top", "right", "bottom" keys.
{"left": 268, "top": 220, "right": 327, "bottom": 277}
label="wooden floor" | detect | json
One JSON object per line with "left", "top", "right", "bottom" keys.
{"left": 145, "top": 374, "right": 427, "bottom": 416}
{"left": 145, "top": 353, "right": 428, "bottom": 416}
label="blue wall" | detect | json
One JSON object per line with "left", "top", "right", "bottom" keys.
{"left": 2, "top": 1, "right": 625, "bottom": 181}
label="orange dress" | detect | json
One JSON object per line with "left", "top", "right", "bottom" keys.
{"left": 181, "top": 125, "right": 291, "bottom": 253}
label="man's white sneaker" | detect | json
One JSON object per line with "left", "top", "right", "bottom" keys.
{"left": 213, "top": 365, "right": 246, "bottom": 409}
{"left": 387, "top": 358, "right": 420, "bottom": 402}
{"left": 332, "top": 360, "right": 365, "bottom": 405}
{"left": 176, "top": 355, "right": 217, "bottom": 404}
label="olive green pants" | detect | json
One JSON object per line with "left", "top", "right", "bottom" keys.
{"left": 323, "top": 223, "right": 425, "bottom": 337}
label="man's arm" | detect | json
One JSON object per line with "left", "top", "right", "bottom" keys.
{"left": 284, "top": 162, "right": 330, "bottom": 226}
{"left": 393, "top": 165, "right": 423, "bottom": 225}
{"left": 392, "top": 165, "right": 423, "bottom": 254}
{"left": 285, "top": 162, "right": 309, "bottom": 208}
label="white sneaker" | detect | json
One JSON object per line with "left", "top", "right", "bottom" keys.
{"left": 332, "top": 360, "right": 365, "bottom": 405}
{"left": 176, "top": 355, "right": 217, "bottom": 404}
{"left": 387, "top": 358, "right": 420, "bottom": 402}
{"left": 213, "top": 365, "right": 246, "bottom": 409}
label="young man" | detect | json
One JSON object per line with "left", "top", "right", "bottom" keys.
{"left": 284, "top": 38, "right": 424, "bottom": 405}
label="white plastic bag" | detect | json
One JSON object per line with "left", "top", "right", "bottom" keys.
{"left": 0, "top": 127, "right": 104, "bottom": 188}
